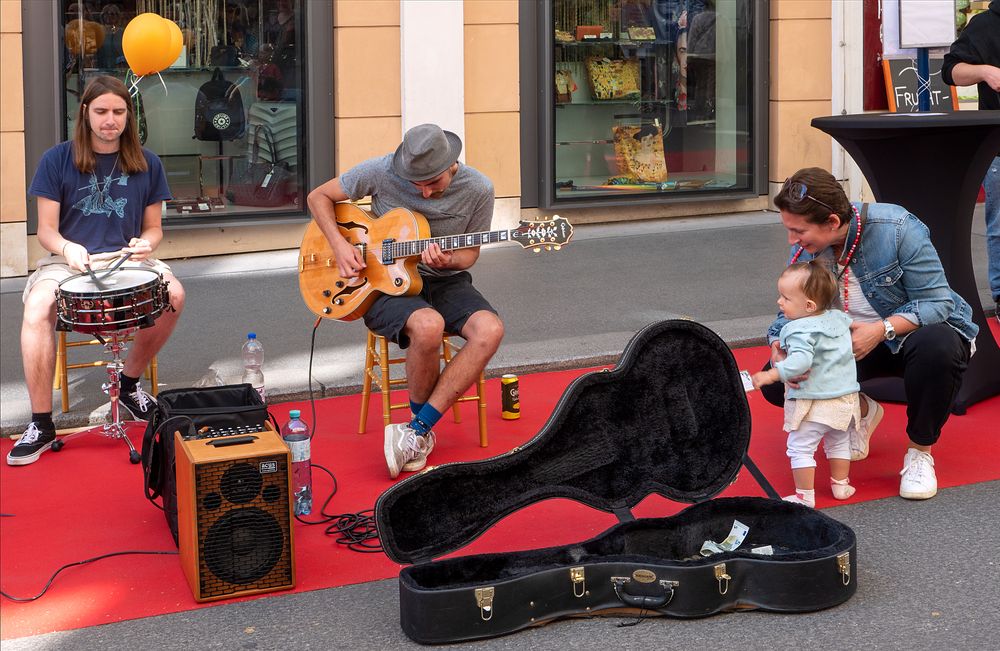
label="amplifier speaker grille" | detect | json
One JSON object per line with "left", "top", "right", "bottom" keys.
{"left": 177, "top": 430, "right": 295, "bottom": 602}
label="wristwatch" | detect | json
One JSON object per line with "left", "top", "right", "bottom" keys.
{"left": 882, "top": 319, "right": 896, "bottom": 341}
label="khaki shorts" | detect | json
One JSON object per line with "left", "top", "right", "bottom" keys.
{"left": 22, "top": 253, "right": 173, "bottom": 303}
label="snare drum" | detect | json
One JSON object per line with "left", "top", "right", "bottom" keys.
{"left": 56, "top": 268, "right": 168, "bottom": 334}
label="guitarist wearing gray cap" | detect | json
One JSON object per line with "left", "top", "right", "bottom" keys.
{"left": 307, "top": 124, "right": 504, "bottom": 479}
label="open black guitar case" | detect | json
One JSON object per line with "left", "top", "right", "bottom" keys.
{"left": 375, "top": 320, "right": 857, "bottom": 644}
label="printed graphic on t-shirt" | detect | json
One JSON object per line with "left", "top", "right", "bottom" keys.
{"left": 73, "top": 170, "right": 130, "bottom": 218}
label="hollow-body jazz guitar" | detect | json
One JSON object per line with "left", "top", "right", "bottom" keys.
{"left": 299, "top": 203, "right": 573, "bottom": 321}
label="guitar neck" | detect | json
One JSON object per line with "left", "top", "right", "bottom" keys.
{"left": 389, "top": 230, "right": 511, "bottom": 260}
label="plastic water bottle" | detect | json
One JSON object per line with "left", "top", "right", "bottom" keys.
{"left": 241, "top": 332, "right": 266, "bottom": 402}
{"left": 281, "top": 410, "right": 312, "bottom": 515}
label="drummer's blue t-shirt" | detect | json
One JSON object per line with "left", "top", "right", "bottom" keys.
{"left": 28, "top": 141, "right": 171, "bottom": 254}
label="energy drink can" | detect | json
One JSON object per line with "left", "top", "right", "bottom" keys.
{"left": 501, "top": 374, "right": 520, "bottom": 420}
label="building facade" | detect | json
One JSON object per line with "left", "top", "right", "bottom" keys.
{"left": 0, "top": 0, "right": 843, "bottom": 278}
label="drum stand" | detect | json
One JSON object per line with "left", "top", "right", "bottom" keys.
{"left": 52, "top": 327, "right": 142, "bottom": 464}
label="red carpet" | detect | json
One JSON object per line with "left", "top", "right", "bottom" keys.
{"left": 2, "top": 334, "right": 999, "bottom": 639}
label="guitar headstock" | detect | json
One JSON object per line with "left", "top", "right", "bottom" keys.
{"left": 509, "top": 215, "right": 574, "bottom": 252}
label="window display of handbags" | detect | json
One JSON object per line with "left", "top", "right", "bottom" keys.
{"left": 550, "top": 0, "right": 751, "bottom": 204}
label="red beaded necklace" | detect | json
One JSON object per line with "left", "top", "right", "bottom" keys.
{"left": 790, "top": 205, "right": 863, "bottom": 312}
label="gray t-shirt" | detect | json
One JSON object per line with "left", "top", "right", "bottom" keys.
{"left": 339, "top": 154, "right": 495, "bottom": 276}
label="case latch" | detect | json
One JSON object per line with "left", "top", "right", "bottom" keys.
{"left": 474, "top": 586, "right": 495, "bottom": 621}
{"left": 570, "top": 566, "right": 587, "bottom": 598}
{"left": 837, "top": 552, "right": 851, "bottom": 585}
{"left": 714, "top": 563, "right": 731, "bottom": 595}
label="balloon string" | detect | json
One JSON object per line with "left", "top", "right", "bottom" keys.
{"left": 128, "top": 74, "right": 144, "bottom": 97}
{"left": 156, "top": 71, "right": 168, "bottom": 96}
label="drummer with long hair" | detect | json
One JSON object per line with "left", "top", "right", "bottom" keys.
{"left": 10, "top": 75, "right": 185, "bottom": 466}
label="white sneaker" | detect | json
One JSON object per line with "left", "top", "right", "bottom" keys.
{"left": 849, "top": 393, "right": 884, "bottom": 461}
{"left": 402, "top": 430, "right": 435, "bottom": 473}
{"left": 384, "top": 423, "right": 430, "bottom": 479}
{"left": 899, "top": 448, "right": 937, "bottom": 500}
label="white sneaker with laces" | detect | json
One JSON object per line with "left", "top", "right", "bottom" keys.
{"left": 899, "top": 448, "right": 937, "bottom": 500}
{"left": 402, "top": 430, "right": 435, "bottom": 473}
{"left": 849, "top": 393, "right": 884, "bottom": 461}
{"left": 384, "top": 423, "right": 430, "bottom": 479}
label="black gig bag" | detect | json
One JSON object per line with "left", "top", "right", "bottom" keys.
{"left": 141, "top": 383, "right": 271, "bottom": 545}
{"left": 375, "top": 320, "right": 858, "bottom": 644}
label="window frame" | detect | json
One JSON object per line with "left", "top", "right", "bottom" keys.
{"left": 519, "top": 0, "right": 769, "bottom": 210}
{"left": 22, "top": 0, "right": 333, "bottom": 232}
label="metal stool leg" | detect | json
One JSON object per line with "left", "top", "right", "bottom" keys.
{"left": 52, "top": 329, "right": 142, "bottom": 464}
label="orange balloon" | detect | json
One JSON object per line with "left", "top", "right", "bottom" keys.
{"left": 150, "top": 18, "right": 184, "bottom": 72}
{"left": 164, "top": 20, "right": 184, "bottom": 68}
{"left": 122, "top": 12, "right": 171, "bottom": 75}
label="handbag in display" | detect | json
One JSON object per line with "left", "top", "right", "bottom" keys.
{"left": 613, "top": 124, "right": 668, "bottom": 182}
{"left": 376, "top": 320, "right": 858, "bottom": 644}
{"left": 585, "top": 57, "right": 641, "bottom": 101}
{"left": 141, "top": 383, "right": 272, "bottom": 545}
{"left": 554, "top": 68, "right": 578, "bottom": 104}
{"left": 227, "top": 124, "right": 294, "bottom": 207}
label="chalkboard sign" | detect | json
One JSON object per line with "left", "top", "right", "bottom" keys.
{"left": 881, "top": 58, "right": 958, "bottom": 112}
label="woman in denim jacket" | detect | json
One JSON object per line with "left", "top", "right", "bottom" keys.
{"left": 761, "top": 167, "right": 978, "bottom": 501}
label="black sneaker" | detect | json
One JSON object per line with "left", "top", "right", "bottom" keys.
{"left": 7, "top": 422, "right": 57, "bottom": 466}
{"left": 119, "top": 383, "right": 157, "bottom": 421}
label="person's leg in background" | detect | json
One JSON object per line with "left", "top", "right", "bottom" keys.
{"left": 984, "top": 156, "right": 1000, "bottom": 320}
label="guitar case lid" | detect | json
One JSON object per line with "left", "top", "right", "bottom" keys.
{"left": 376, "top": 319, "right": 753, "bottom": 565}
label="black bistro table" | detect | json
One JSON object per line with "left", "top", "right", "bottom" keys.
{"left": 812, "top": 111, "right": 1000, "bottom": 412}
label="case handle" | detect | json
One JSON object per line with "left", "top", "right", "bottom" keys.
{"left": 206, "top": 435, "right": 258, "bottom": 447}
{"left": 611, "top": 576, "right": 678, "bottom": 610}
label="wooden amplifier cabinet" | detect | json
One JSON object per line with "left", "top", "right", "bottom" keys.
{"left": 175, "top": 426, "right": 296, "bottom": 602}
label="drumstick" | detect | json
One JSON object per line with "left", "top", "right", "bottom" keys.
{"left": 83, "top": 264, "right": 108, "bottom": 290}
{"left": 97, "top": 252, "right": 133, "bottom": 279}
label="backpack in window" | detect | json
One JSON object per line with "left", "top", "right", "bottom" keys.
{"left": 193, "top": 67, "right": 246, "bottom": 141}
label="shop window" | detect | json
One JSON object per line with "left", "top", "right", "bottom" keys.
{"left": 550, "top": 0, "right": 754, "bottom": 203}
{"left": 60, "top": 0, "right": 306, "bottom": 220}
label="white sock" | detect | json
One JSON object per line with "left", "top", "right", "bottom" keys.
{"left": 831, "top": 476, "right": 856, "bottom": 500}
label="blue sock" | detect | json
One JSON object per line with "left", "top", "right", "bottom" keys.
{"left": 409, "top": 403, "right": 443, "bottom": 436}
{"left": 409, "top": 400, "right": 425, "bottom": 416}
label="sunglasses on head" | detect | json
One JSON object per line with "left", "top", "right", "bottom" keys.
{"left": 782, "top": 178, "right": 835, "bottom": 213}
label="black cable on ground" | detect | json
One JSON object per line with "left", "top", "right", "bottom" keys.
{"left": 298, "top": 317, "right": 382, "bottom": 553}
{"left": 0, "top": 550, "right": 178, "bottom": 602}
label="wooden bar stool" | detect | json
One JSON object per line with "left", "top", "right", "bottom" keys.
{"left": 53, "top": 331, "right": 158, "bottom": 413}
{"left": 358, "top": 330, "right": 488, "bottom": 447}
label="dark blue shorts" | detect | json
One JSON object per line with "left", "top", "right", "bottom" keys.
{"left": 362, "top": 271, "right": 498, "bottom": 349}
